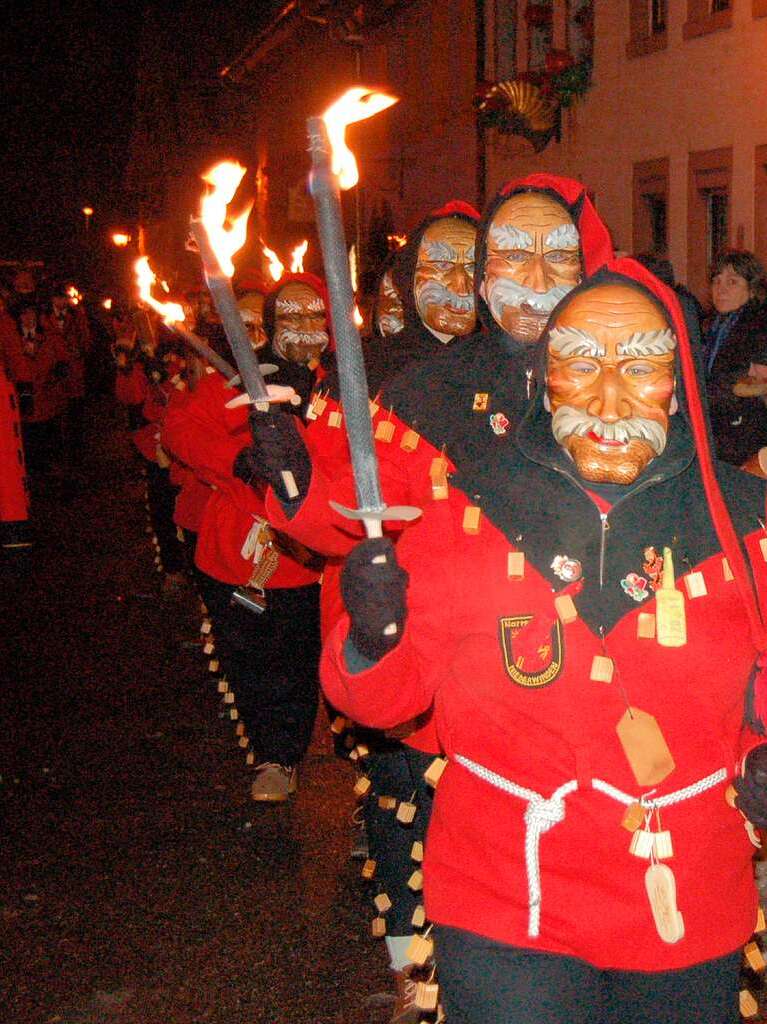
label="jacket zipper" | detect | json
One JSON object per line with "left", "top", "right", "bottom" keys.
{"left": 599, "top": 514, "right": 609, "bottom": 590}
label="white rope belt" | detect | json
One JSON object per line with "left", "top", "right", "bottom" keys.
{"left": 454, "top": 754, "right": 727, "bottom": 939}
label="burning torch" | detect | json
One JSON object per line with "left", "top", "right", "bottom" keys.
{"left": 306, "top": 89, "right": 420, "bottom": 557}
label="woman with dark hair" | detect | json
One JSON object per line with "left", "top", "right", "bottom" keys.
{"left": 704, "top": 249, "right": 767, "bottom": 465}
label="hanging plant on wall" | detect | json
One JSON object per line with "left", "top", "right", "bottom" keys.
{"left": 475, "top": 79, "right": 561, "bottom": 153}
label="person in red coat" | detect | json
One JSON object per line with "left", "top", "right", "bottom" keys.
{"left": 2, "top": 304, "right": 68, "bottom": 472}
{"left": 0, "top": 360, "right": 31, "bottom": 551}
{"left": 324, "top": 259, "right": 767, "bottom": 1023}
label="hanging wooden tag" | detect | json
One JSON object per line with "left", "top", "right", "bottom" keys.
{"left": 217, "top": 679, "right": 228, "bottom": 694}
{"left": 238, "top": 736, "right": 249, "bottom": 748}
{"left": 313, "top": 395, "right": 327, "bottom": 417}
{"left": 375, "top": 420, "right": 395, "bottom": 443}
{"left": 654, "top": 830, "right": 674, "bottom": 860}
{"left": 224, "top": 691, "right": 235, "bottom": 704}
{"left": 355, "top": 743, "right": 370, "bottom": 759}
{"left": 236, "top": 722, "right": 246, "bottom": 737}
{"left": 424, "top": 757, "right": 448, "bottom": 787}
{"left": 203, "top": 641, "right": 215, "bottom": 655}
{"left": 411, "top": 904, "right": 426, "bottom": 928}
{"left": 621, "top": 802, "right": 645, "bottom": 833}
{"left": 415, "top": 982, "right": 440, "bottom": 1011}
{"left": 374, "top": 892, "right": 392, "bottom": 914}
{"left": 208, "top": 659, "right": 219, "bottom": 673}
{"left": 354, "top": 776, "right": 372, "bottom": 798}
{"left": 328, "top": 410, "right": 343, "bottom": 429}
{"left": 740, "top": 990, "right": 759, "bottom": 1019}
{"left": 361, "top": 858, "right": 376, "bottom": 880}
{"left": 629, "top": 829, "right": 655, "bottom": 859}
{"left": 154, "top": 555, "right": 162, "bottom": 566}
{"left": 246, "top": 750, "right": 255, "bottom": 765}
{"left": 760, "top": 537, "right": 767, "bottom": 562}
{"left": 201, "top": 619, "right": 212, "bottom": 635}
{"left": 745, "top": 940, "right": 766, "bottom": 972}
{"left": 554, "top": 593, "right": 578, "bottom": 624}
{"left": 637, "top": 612, "right": 656, "bottom": 639}
{"left": 430, "top": 464, "right": 449, "bottom": 501}
{"left": 472, "top": 392, "right": 489, "bottom": 412}
{"left": 378, "top": 795, "right": 397, "bottom": 810}
{"left": 401, "top": 429, "right": 420, "bottom": 453}
{"left": 411, "top": 840, "right": 424, "bottom": 862}
{"left": 507, "top": 551, "right": 525, "bottom": 580}
{"left": 645, "top": 863, "right": 685, "bottom": 943}
{"left": 369, "top": 398, "right": 380, "bottom": 417}
{"left": 757, "top": 906, "right": 766, "bottom": 933}
{"left": 616, "top": 707, "right": 675, "bottom": 787}
{"left": 229, "top": 707, "right": 238, "bottom": 720}
{"left": 590, "top": 654, "right": 614, "bottom": 683}
{"left": 463, "top": 506, "right": 481, "bottom": 535}
{"left": 684, "top": 571, "right": 707, "bottom": 599}
{"left": 722, "top": 557, "right": 734, "bottom": 581}
{"left": 408, "top": 869, "right": 424, "bottom": 891}
{"left": 348, "top": 748, "right": 360, "bottom": 762}
{"left": 371, "top": 917, "right": 387, "bottom": 937}
{"left": 656, "top": 548, "right": 687, "bottom": 648}
{"left": 406, "top": 933, "right": 434, "bottom": 965}
{"left": 330, "top": 715, "right": 348, "bottom": 735}
{"left": 397, "top": 801, "right": 417, "bottom": 824}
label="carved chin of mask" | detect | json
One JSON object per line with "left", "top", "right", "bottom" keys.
{"left": 484, "top": 275, "right": 574, "bottom": 342}
{"left": 551, "top": 405, "right": 667, "bottom": 485}
{"left": 273, "top": 327, "right": 329, "bottom": 364}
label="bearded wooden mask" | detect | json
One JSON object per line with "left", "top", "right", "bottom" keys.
{"left": 273, "top": 281, "right": 329, "bottom": 364}
{"left": 238, "top": 292, "right": 267, "bottom": 351}
{"left": 546, "top": 283, "right": 678, "bottom": 485}
{"left": 375, "top": 271, "right": 404, "bottom": 337}
{"left": 483, "top": 192, "right": 582, "bottom": 344}
{"left": 413, "top": 217, "right": 477, "bottom": 339}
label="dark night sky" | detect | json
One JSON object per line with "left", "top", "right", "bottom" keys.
{"left": 0, "top": 2, "right": 279, "bottom": 274}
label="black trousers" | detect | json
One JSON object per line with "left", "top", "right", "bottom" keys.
{"left": 198, "top": 574, "right": 320, "bottom": 766}
{"left": 363, "top": 742, "right": 434, "bottom": 935}
{"left": 144, "top": 460, "right": 184, "bottom": 574}
{"left": 434, "top": 926, "right": 742, "bottom": 1024}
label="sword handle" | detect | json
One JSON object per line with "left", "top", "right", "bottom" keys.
{"left": 362, "top": 516, "right": 397, "bottom": 636}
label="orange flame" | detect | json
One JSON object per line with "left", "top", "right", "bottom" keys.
{"left": 66, "top": 285, "right": 82, "bottom": 306}
{"left": 135, "top": 257, "right": 185, "bottom": 324}
{"left": 387, "top": 233, "right": 407, "bottom": 249}
{"left": 348, "top": 244, "right": 358, "bottom": 293}
{"left": 102, "top": 298, "right": 113, "bottom": 310}
{"left": 82, "top": 206, "right": 93, "bottom": 217}
{"left": 199, "top": 161, "right": 253, "bottom": 277}
{"left": 112, "top": 232, "right": 131, "bottom": 247}
{"left": 290, "top": 240, "right": 308, "bottom": 274}
{"left": 262, "top": 243, "right": 284, "bottom": 282}
{"left": 353, "top": 304, "right": 364, "bottom": 328}
{"left": 322, "top": 88, "right": 398, "bottom": 190}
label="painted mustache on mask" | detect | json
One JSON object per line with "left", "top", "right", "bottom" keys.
{"left": 484, "top": 275, "right": 573, "bottom": 318}
{"left": 377, "top": 312, "right": 404, "bottom": 336}
{"left": 551, "top": 405, "right": 668, "bottom": 455}
{"left": 416, "top": 279, "right": 475, "bottom": 315}
{"left": 274, "top": 327, "right": 329, "bottom": 360}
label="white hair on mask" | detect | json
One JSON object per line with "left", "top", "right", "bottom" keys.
{"left": 548, "top": 326, "right": 605, "bottom": 358}
{"left": 544, "top": 223, "right": 580, "bottom": 249}
{"left": 420, "top": 240, "right": 458, "bottom": 262}
{"left": 616, "top": 329, "right": 677, "bottom": 357}
{"left": 485, "top": 274, "right": 574, "bottom": 318}
{"left": 551, "top": 405, "right": 667, "bottom": 455}
{"left": 276, "top": 297, "right": 325, "bottom": 314}
{"left": 488, "top": 224, "right": 534, "bottom": 250}
{"left": 416, "top": 279, "right": 474, "bottom": 314}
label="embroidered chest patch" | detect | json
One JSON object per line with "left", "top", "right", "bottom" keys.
{"left": 499, "top": 614, "right": 565, "bottom": 689}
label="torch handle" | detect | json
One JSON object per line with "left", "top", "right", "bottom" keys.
{"left": 188, "top": 220, "right": 270, "bottom": 404}
{"left": 169, "top": 323, "right": 237, "bottom": 381}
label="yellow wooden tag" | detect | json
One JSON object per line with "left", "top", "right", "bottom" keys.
{"left": 408, "top": 869, "right": 424, "bottom": 891}
{"left": 415, "top": 982, "right": 440, "bottom": 1011}
{"left": 424, "top": 757, "right": 447, "bottom": 787}
{"left": 313, "top": 395, "right": 327, "bottom": 416}
{"left": 236, "top": 721, "right": 246, "bottom": 736}
{"left": 375, "top": 420, "right": 395, "bottom": 443}
{"left": 760, "top": 537, "right": 767, "bottom": 562}
{"left": 654, "top": 830, "right": 674, "bottom": 860}
{"left": 629, "top": 829, "right": 655, "bottom": 858}
{"left": 621, "top": 802, "right": 645, "bottom": 832}
{"left": 361, "top": 858, "right": 376, "bottom": 880}
{"left": 377, "top": 795, "right": 397, "bottom": 810}
{"left": 507, "top": 551, "right": 525, "bottom": 580}
{"left": 217, "top": 679, "right": 228, "bottom": 694}
{"left": 354, "top": 775, "right": 372, "bottom": 798}
{"left": 740, "top": 989, "right": 759, "bottom": 1018}
{"left": 429, "top": 456, "right": 449, "bottom": 500}
{"left": 684, "top": 571, "right": 707, "bottom": 599}
{"left": 655, "top": 547, "right": 686, "bottom": 648}
{"left": 472, "top": 392, "right": 489, "bottom": 412}
{"left": 745, "top": 941, "right": 766, "bottom": 972}
{"left": 229, "top": 707, "right": 238, "bottom": 720}
{"left": 374, "top": 893, "right": 392, "bottom": 914}
{"left": 369, "top": 398, "right": 380, "bottom": 417}
{"left": 371, "top": 917, "right": 387, "bottom": 937}
{"left": 208, "top": 659, "right": 219, "bottom": 673}
{"left": 637, "top": 612, "right": 656, "bottom": 639}
{"left": 201, "top": 619, "right": 212, "bottom": 635}
{"left": 554, "top": 593, "right": 578, "bottom": 624}
{"left": 355, "top": 743, "right": 370, "bottom": 758}
{"left": 328, "top": 410, "right": 343, "bottom": 428}
{"left": 396, "top": 801, "right": 417, "bottom": 824}
{"left": 616, "top": 707, "right": 675, "bottom": 787}
{"left": 463, "top": 506, "right": 481, "bottom": 535}
{"left": 245, "top": 750, "right": 255, "bottom": 765}
{"left": 401, "top": 429, "right": 420, "bottom": 452}
{"left": 590, "top": 654, "right": 614, "bottom": 683}
{"left": 411, "top": 840, "right": 424, "bottom": 862}
{"left": 406, "top": 933, "right": 434, "bottom": 965}
{"left": 411, "top": 904, "right": 426, "bottom": 928}
{"left": 203, "top": 640, "right": 215, "bottom": 655}
{"left": 722, "top": 557, "right": 734, "bottom": 581}
{"left": 238, "top": 735, "right": 249, "bottom": 748}
{"left": 757, "top": 906, "right": 766, "bottom": 933}
{"left": 224, "top": 691, "right": 234, "bottom": 704}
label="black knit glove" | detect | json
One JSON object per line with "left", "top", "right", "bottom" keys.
{"left": 341, "top": 537, "right": 409, "bottom": 663}
{"left": 232, "top": 406, "right": 311, "bottom": 510}
{"left": 734, "top": 744, "right": 767, "bottom": 828}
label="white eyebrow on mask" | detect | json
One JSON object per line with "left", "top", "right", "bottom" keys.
{"left": 487, "top": 224, "right": 534, "bottom": 250}
{"left": 420, "top": 240, "right": 458, "bottom": 261}
{"left": 544, "top": 223, "right": 580, "bottom": 249}
{"left": 616, "top": 329, "right": 677, "bottom": 356}
{"left": 548, "top": 326, "right": 605, "bottom": 358}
